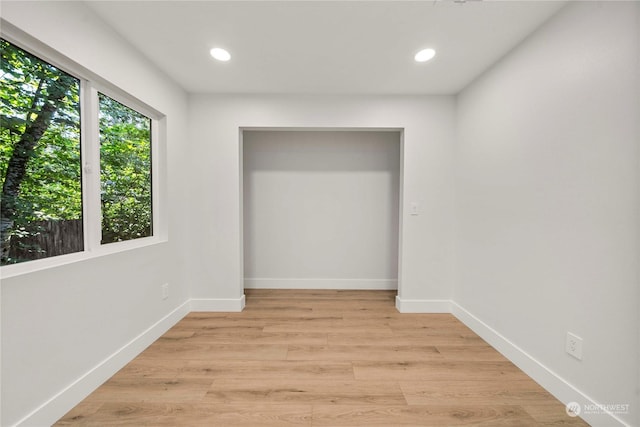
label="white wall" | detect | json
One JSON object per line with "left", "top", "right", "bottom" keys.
{"left": 243, "top": 130, "right": 400, "bottom": 289}
{"left": 188, "top": 95, "right": 456, "bottom": 309}
{"left": 0, "top": 2, "right": 190, "bottom": 426}
{"left": 455, "top": 2, "right": 640, "bottom": 426}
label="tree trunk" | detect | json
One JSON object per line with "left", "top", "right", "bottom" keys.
{"left": 1, "top": 75, "right": 76, "bottom": 263}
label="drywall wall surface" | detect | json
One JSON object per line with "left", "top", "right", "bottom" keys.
{"left": 243, "top": 130, "right": 400, "bottom": 288}
{"left": 188, "top": 95, "right": 456, "bottom": 301}
{"left": 1, "top": 2, "right": 190, "bottom": 425}
{"left": 456, "top": 2, "right": 639, "bottom": 425}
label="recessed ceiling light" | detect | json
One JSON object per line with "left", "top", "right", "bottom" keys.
{"left": 210, "top": 47, "right": 231, "bottom": 62}
{"left": 414, "top": 48, "right": 436, "bottom": 63}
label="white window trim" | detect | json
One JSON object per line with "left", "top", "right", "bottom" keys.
{"left": 0, "top": 20, "right": 167, "bottom": 279}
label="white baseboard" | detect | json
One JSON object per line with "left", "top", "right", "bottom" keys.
{"left": 190, "top": 295, "right": 246, "bottom": 312}
{"left": 244, "top": 278, "right": 397, "bottom": 290}
{"left": 15, "top": 300, "right": 191, "bottom": 427}
{"left": 451, "top": 302, "right": 630, "bottom": 427}
{"left": 395, "top": 296, "right": 452, "bottom": 313}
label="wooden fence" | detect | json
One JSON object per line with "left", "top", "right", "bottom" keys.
{"left": 8, "top": 219, "right": 83, "bottom": 262}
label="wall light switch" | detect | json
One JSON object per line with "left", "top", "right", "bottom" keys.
{"left": 410, "top": 202, "right": 420, "bottom": 216}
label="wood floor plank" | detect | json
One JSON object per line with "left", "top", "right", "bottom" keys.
{"left": 338, "top": 308, "right": 408, "bottom": 319}
{"left": 385, "top": 313, "right": 468, "bottom": 325}
{"left": 353, "top": 360, "right": 531, "bottom": 381}
{"left": 310, "top": 404, "right": 541, "bottom": 426}
{"left": 286, "top": 344, "right": 441, "bottom": 361}
{"left": 400, "top": 380, "right": 557, "bottom": 406}
{"left": 112, "top": 358, "right": 185, "bottom": 379}
{"left": 522, "top": 405, "right": 591, "bottom": 426}
{"left": 54, "top": 290, "right": 590, "bottom": 426}
{"left": 158, "top": 329, "right": 195, "bottom": 340}
{"left": 55, "top": 402, "right": 103, "bottom": 425}
{"left": 263, "top": 320, "right": 395, "bottom": 334}
{"left": 328, "top": 332, "right": 488, "bottom": 346}
{"left": 206, "top": 379, "right": 407, "bottom": 405}
{"left": 181, "top": 312, "right": 230, "bottom": 319}
{"left": 189, "top": 331, "right": 329, "bottom": 345}
{"left": 242, "top": 305, "right": 315, "bottom": 314}
{"left": 179, "top": 360, "right": 355, "bottom": 380}
{"left": 64, "top": 402, "right": 313, "bottom": 426}
{"left": 190, "top": 313, "right": 342, "bottom": 324}
{"left": 138, "top": 342, "right": 289, "bottom": 360}
{"left": 168, "top": 322, "right": 264, "bottom": 334}
{"left": 388, "top": 323, "right": 480, "bottom": 336}
{"left": 84, "top": 377, "right": 213, "bottom": 402}
{"left": 435, "top": 345, "right": 510, "bottom": 361}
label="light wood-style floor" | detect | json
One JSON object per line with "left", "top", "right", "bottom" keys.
{"left": 56, "top": 290, "right": 590, "bottom": 426}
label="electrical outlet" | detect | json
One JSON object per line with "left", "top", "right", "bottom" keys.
{"left": 161, "top": 283, "right": 169, "bottom": 300}
{"left": 566, "top": 332, "right": 583, "bottom": 360}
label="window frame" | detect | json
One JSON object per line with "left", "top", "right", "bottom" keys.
{"left": 0, "top": 22, "right": 166, "bottom": 279}
{"left": 93, "top": 85, "right": 159, "bottom": 247}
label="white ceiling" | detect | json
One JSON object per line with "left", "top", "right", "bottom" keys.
{"left": 86, "top": 0, "right": 565, "bottom": 95}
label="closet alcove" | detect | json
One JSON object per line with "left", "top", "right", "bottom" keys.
{"left": 241, "top": 129, "right": 402, "bottom": 291}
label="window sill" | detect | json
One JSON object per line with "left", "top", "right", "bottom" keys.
{"left": 0, "top": 236, "right": 167, "bottom": 280}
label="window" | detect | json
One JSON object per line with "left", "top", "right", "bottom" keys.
{"left": 0, "top": 38, "right": 160, "bottom": 268}
{"left": 99, "top": 93, "right": 152, "bottom": 244}
{"left": 0, "top": 39, "right": 83, "bottom": 265}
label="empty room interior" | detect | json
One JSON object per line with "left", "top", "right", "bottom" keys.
{"left": 1, "top": 1, "right": 639, "bottom": 426}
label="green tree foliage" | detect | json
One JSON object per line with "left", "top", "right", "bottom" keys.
{"left": 99, "top": 93, "right": 152, "bottom": 244}
{"left": 0, "top": 39, "right": 82, "bottom": 264}
{"left": 0, "top": 39, "right": 153, "bottom": 264}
